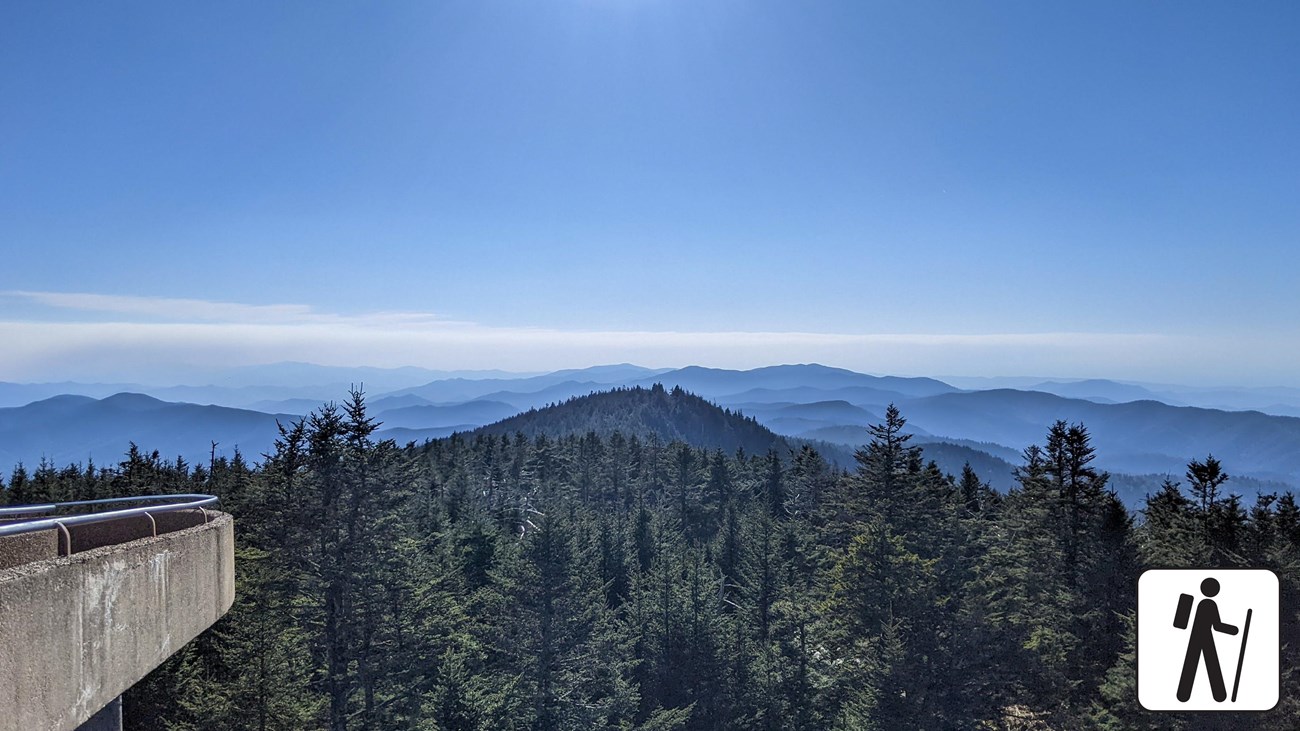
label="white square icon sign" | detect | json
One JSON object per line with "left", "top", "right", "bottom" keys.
{"left": 1137, "top": 569, "right": 1279, "bottom": 711}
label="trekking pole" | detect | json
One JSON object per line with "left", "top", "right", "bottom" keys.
{"left": 1231, "top": 608, "right": 1253, "bottom": 702}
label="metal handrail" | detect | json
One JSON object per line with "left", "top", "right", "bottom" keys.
{"left": 0, "top": 494, "right": 219, "bottom": 539}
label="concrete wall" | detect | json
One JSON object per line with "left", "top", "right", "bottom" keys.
{"left": 0, "top": 527, "right": 58, "bottom": 570}
{"left": 0, "top": 513, "right": 234, "bottom": 731}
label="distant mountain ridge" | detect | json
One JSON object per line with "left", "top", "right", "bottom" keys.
{"left": 378, "top": 401, "right": 518, "bottom": 429}
{"left": 630, "top": 364, "right": 956, "bottom": 399}
{"left": 895, "top": 389, "right": 1300, "bottom": 484}
{"left": 1028, "top": 379, "right": 1162, "bottom": 404}
{"left": 3, "top": 364, "right": 1300, "bottom": 503}
{"left": 0, "top": 393, "right": 294, "bottom": 471}
{"left": 13, "top": 364, "right": 1300, "bottom": 415}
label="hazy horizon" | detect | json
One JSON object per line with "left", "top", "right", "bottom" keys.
{"left": 3, "top": 345, "right": 1299, "bottom": 394}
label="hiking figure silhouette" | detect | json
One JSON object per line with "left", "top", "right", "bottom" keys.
{"left": 1177, "top": 577, "right": 1239, "bottom": 702}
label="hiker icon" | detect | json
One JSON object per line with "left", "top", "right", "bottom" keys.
{"left": 1137, "top": 568, "right": 1278, "bottom": 711}
{"left": 1174, "top": 577, "right": 1252, "bottom": 703}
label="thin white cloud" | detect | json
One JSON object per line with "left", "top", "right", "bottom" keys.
{"left": 1, "top": 290, "right": 454, "bottom": 327}
{"left": 5, "top": 290, "right": 322, "bottom": 324}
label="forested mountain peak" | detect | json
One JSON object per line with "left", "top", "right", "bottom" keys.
{"left": 471, "top": 384, "right": 793, "bottom": 455}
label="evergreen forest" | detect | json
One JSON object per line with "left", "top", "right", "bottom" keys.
{"left": 4, "top": 385, "right": 1298, "bottom": 730}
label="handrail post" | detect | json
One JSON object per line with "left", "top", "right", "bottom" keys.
{"left": 55, "top": 521, "right": 71, "bottom": 556}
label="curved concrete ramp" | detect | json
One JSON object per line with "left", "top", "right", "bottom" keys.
{"left": 0, "top": 512, "right": 234, "bottom": 731}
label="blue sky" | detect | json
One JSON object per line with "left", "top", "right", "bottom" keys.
{"left": 2, "top": 1, "right": 1297, "bottom": 384}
